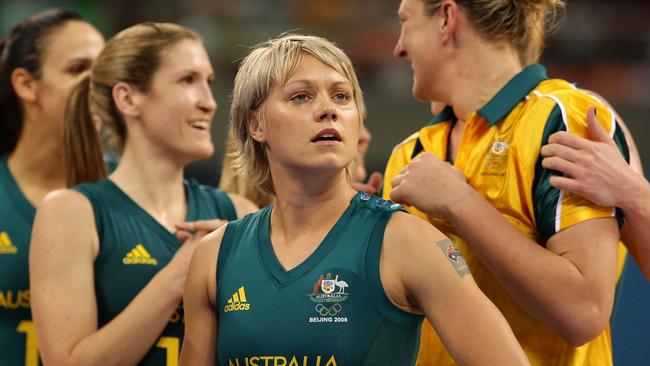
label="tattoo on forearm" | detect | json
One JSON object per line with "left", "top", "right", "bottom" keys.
{"left": 436, "top": 239, "right": 470, "bottom": 277}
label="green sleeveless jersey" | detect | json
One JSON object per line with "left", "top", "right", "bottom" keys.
{"left": 217, "top": 192, "right": 423, "bottom": 366}
{"left": 0, "top": 158, "right": 39, "bottom": 366}
{"left": 75, "top": 178, "right": 236, "bottom": 366}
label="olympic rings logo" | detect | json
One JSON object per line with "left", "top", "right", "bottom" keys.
{"left": 315, "top": 303, "right": 342, "bottom": 316}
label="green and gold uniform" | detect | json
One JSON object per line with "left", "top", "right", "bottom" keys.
{"left": 75, "top": 178, "right": 237, "bottom": 366}
{"left": 383, "top": 64, "right": 629, "bottom": 366}
{"left": 216, "top": 192, "right": 423, "bottom": 366}
{"left": 0, "top": 158, "right": 39, "bottom": 366}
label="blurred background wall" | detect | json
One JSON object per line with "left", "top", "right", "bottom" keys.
{"left": 2, "top": 0, "right": 647, "bottom": 185}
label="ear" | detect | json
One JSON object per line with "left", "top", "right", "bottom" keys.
{"left": 11, "top": 68, "right": 38, "bottom": 103}
{"left": 247, "top": 110, "right": 266, "bottom": 143}
{"left": 439, "top": 0, "right": 459, "bottom": 44}
{"left": 112, "top": 82, "right": 141, "bottom": 118}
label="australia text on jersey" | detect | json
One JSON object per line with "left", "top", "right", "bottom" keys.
{"left": 228, "top": 355, "right": 338, "bottom": 366}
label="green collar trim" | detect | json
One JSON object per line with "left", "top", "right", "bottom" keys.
{"left": 478, "top": 63, "right": 548, "bottom": 125}
{"left": 426, "top": 105, "right": 457, "bottom": 126}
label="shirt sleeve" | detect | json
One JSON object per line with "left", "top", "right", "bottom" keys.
{"left": 533, "top": 98, "right": 629, "bottom": 244}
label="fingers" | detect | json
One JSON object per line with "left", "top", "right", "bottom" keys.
{"left": 548, "top": 175, "right": 582, "bottom": 195}
{"left": 541, "top": 155, "right": 581, "bottom": 178}
{"left": 390, "top": 172, "right": 405, "bottom": 189}
{"left": 175, "top": 219, "right": 228, "bottom": 233}
{"left": 176, "top": 230, "right": 193, "bottom": 242}
{"left": 547, "top": 131, "right": 590, "bottom": 150}
{"left": 367, "top": 172, "right": 383, "bottom": 192}
{"left": 176, "top": 219, "right": 228, "bottom": 244}
{"left": 586, "top": 106, "right": 615, "bottom": 145}
{"left": 540, "top": 142, "right": 582, "bottom": 163}
{"left": 350, "top": 182, "right": 374, "bottom": 193}
{"left": 351, "top": 171, "right": 384, "bottom": 195}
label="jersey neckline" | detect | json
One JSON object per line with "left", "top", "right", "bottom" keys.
{"left": 257, "top": 193, "right": 359, "bottom": 288}
{"left": 0, "top": 157, "right": 36, "bottom": 221}
{"left": 103, "top": 178, "right": 195, "bottom": 238}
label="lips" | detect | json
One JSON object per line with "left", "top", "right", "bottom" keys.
{"left": 311, "top": 128, "right": 342, "bottom": 143}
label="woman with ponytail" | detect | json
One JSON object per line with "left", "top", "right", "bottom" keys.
{"left": 384, "top": 0, "right": 628, "bottom": 364}
{"left": 0, "top": 9, "right": 104, "bottom": 366}
{"left": 30, "top": 22, "right": 257, "bottom": 366}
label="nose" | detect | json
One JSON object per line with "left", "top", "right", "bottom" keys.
{"left": 394, "top": 34, "right": 407, "bottom": 58}
{"left": 316, "top": 100, "right": 338, "bottom": 122}
{"left": 317, "top": 107, "right": 338, "bottom": 122}
{"left": 198, "top": 82, "right": 217, "bottom": 114}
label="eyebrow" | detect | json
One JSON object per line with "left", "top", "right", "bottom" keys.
{"left": 65, "top": 56, "right": 94, "bottom": 63}
{"left": 173, "top": 69, "right": 214, "bottom": 77}
{"left": 285, "top": 79, "right": 352, "bottom": 88}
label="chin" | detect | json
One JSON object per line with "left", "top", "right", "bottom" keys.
{"left": 188, "top": 145, "right": 214, "bottom": 161}
{"left": 412, "top": 84, "right": 429, "bottom": 102}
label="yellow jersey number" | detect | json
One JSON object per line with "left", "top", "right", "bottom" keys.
{"left": 156, "top": 336, "right": 180, "bottom": 366}
{"left": 18, "top": 321, "right": 180, "bottom": 366}
{"left": 17, "top": 320, "right": 38, "bottom": 366}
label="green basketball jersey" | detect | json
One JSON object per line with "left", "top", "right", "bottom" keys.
{"left": 0, "top": 158, "right": 39, "bottom": 366}
{"left": 217, "top": 192, "right": 423, "bottom": 366}
{"left": 75, "top": 178, "right": 237, "bottom": 366}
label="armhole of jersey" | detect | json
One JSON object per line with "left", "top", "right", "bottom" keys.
{"left": 364, "top": 211, "right": 422, "bottom": 326}
{"left": 212, "top": 189, "right": 238, "bottom": 221}
{"left": 410, "top": 138, "right": 424, "bottom": 159}
{"left": 612, "top": 125, "right": 630, "bottom": 227}
{"left": 532, "top": 104, "right": 565, "bottom": 244}
{"left": 216, "top": 220, "right": 239, "bottom": 294}
{"left": 73, "top": 186, "right": 104, "bottom": 251}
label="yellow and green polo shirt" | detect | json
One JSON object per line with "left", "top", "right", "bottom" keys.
{"left": 383, "top": 64, "right": 629, "bottom": 366}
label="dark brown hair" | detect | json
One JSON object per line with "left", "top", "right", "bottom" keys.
{"left": 0, "top": 8, "right": 83, "bottom": 156}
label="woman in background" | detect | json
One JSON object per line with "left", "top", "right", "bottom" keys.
{"left": 30, "top": 22, "right": 255, "bottom": 366}
{"left": 0, "top": 9, "right": 104, "bottom": 365}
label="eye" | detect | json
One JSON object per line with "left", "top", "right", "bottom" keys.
{"left": 289, "top": 93, "right": 310, "bottom": 103}
{"left": 180, "top": 74, "right": 196, "bottom": 84}
{"left": 66, "top": 61, "right": 91, "bottom": 76}
{"left": 333, "top": 92, "right": 351, "bottom": 101}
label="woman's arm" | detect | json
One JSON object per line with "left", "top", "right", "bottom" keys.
{"left": 179, "top": 226, "right": 225, "bottom": 366}
{"left": 30, "top": 189, "right": 202, "bottom": 366}
{"left": 382, "top": 213, "right": 529, "bottom": 365}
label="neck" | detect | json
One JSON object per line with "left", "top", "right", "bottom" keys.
{"left": 110, "top": 142, "right": 187, "bottom": 227}
{"left": 446, "top": 42, "right": 523, "bottom": 121}
{"left": 271, "top": 167, "right": 356, "bottom": 241}
{"left": 7, "top": 118, "right": 66, "bottom": 207}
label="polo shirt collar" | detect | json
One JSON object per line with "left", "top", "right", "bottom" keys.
{"left": 426, "top": 105, "right": 457, "bottom": 126}
{"left": 477, "top": 63, "right": 548, "bottom": 125}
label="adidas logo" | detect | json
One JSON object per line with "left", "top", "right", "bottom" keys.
{"left": 224, "top": 286, "right": 251, "bottom": 312}
{"left": 0, "top": 232, "right": 17, "bottom": 255}
{"left": 122, "top": 244, "right": 158, "bottom": 265}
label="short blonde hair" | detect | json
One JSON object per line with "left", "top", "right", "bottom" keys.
{"left": 230, "top": 34, "right": 365, "bottom": 194}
